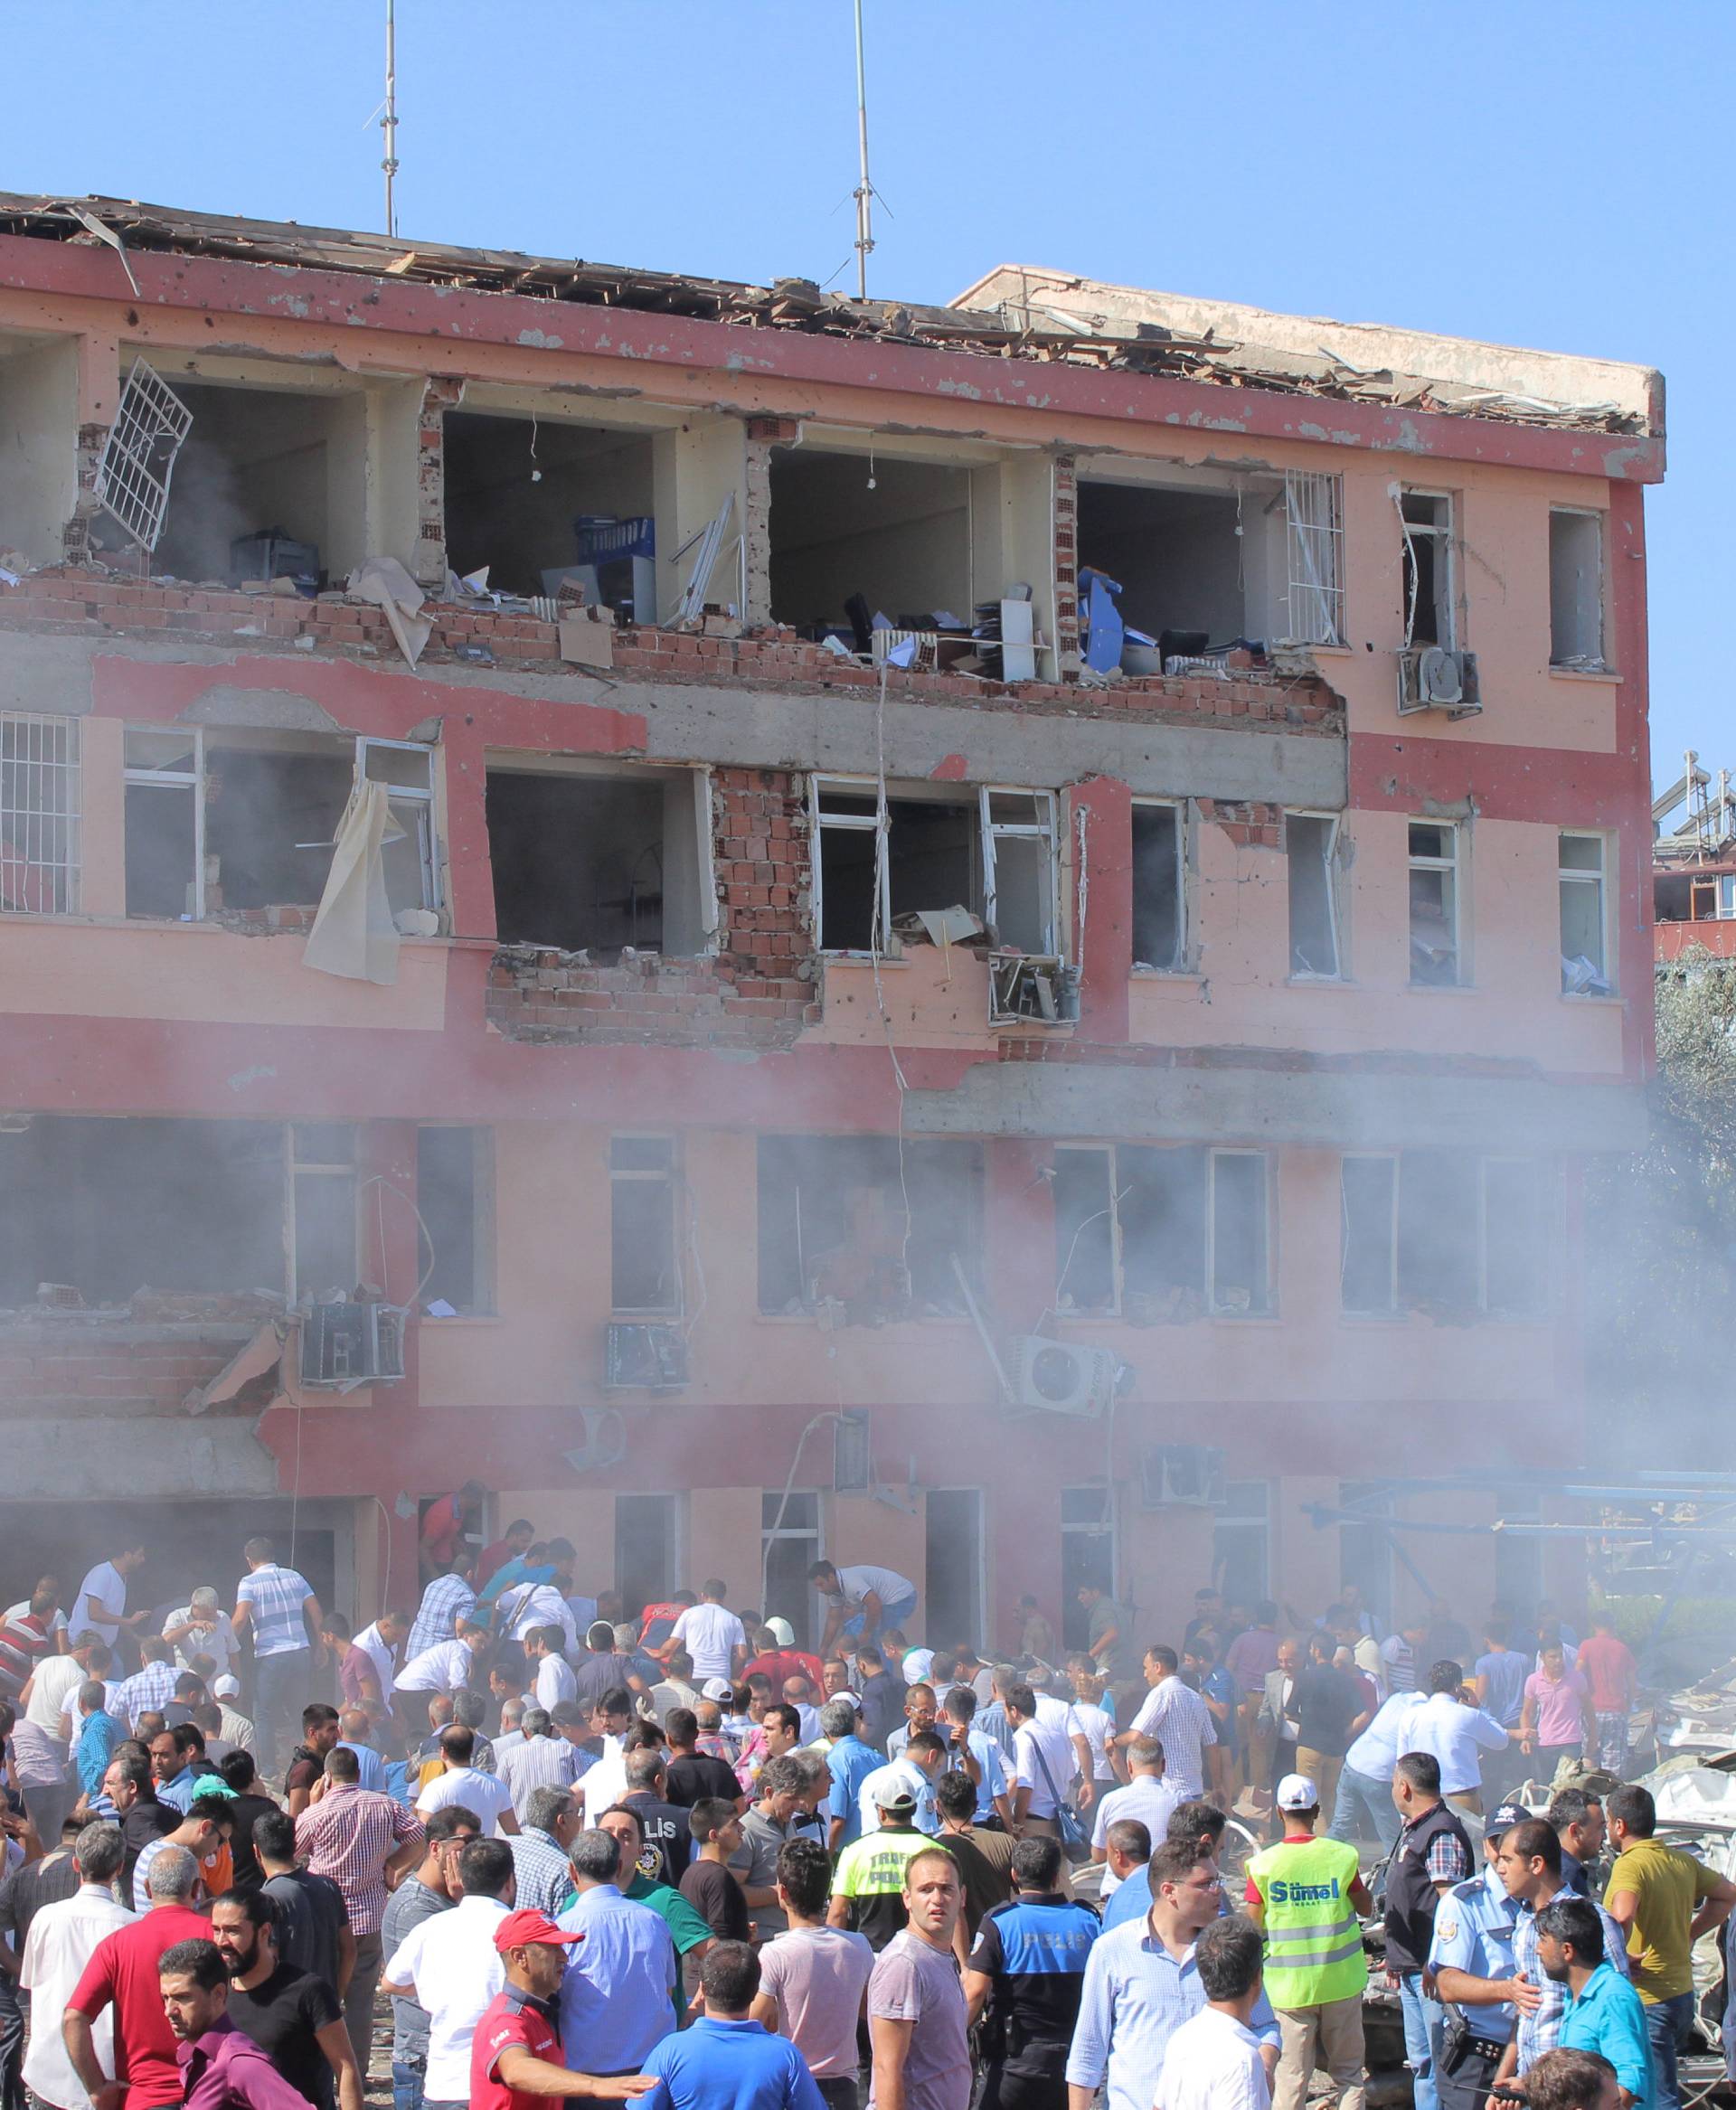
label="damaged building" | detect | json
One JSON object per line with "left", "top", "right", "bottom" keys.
{"left": 0, "top": 196, "right": 1659, "bottom": 1633}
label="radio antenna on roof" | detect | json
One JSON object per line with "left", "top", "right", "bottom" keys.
{"left": 853, "top": 0, "right": 874, "bottom": 299}
{"left": 382, "top": 0, "right": 401, "bottom": 239}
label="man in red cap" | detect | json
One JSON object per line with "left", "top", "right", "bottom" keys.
{"left": 471, "top": 1909, "right": 659, "bottom": 2110}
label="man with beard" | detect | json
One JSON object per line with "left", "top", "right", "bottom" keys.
{"left": 209, "top": 1887, "right": 363, "bottom": 2110}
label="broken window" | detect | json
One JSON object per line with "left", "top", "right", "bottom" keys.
{"left": 1075, "top": 480, "right": 1257, "bottom": 649}
{"left": 1053, "top": 1144, "right": 1268, "bottom": 1319}
{"left": 1340, "top": 1155, "right": 1399, "bottom": 1316}
{"left": 360, "top": 740, "right": 439, "bottom": 918}
{"left": 0, "top": 1116, "right": 286, "bottom": 1305}
{"left": 1559, "top": 832, "right": 1609, "bottom": 993}
{"left": 0, "top": 712, "right": 80, "bottom": 914}
{"left": 1549, "top": 509, "right": 1606, "bottom": 669}
{"left": 611, "top": 1135, "right": 681, "bottom": 1316}
{"left": 418, "top": 1126, "right": 492, "bottom": 1314}
{"left": 125, "top": 728, "right": 203, "bottom": 920}
{"left": 809, "top": 777, "right": 1056, "bottom": 956}
{"left": 443, "top": 411, "right": 658, "bottom": 613}
{"left": 141, "top": 380, "right": 363, "bottom": 588}
{"left": 1395, "top": 1150, "right": 1479, "bottom": 1313}
{"left": 289, "top": 1124, "right": 357, "bottom": 1301}
{"left": 1131, "top": 801, "right": 1185, "bottom": 971}
{"left": 1286, "top": 812, "right": 1341, "bottom": 977}
{"left": 1409, "top": 821, "right": 1461, "bottom": 986}
{"left": 1401, "top": 492, "right": 1456, "bottom": 648}
{"left": 1284, "top": 471, "right": 1346, "bottom": 646}
{"left": 1482, "top": 1159, "right": 1551, "bottom": 1318}
{"left": 757, "top": 1135, "right": 981, "bottom": 1320}
{"left": 486, "top": 760, "right": 713, "bottom": 957}
{"left": 768, "top": 447, "right": 974, "bottom": 638}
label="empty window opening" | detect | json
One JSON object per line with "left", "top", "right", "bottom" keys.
{"left": 1662, "top": 869, "right": 1736, "bottom": 925}
{"left": 616, "top": 1493, "right": 680, "bottom": 1618}
{"left": 1286, "top": 813, "right": 1341, "bottom": 977}
{"left": 140, "top": 381, "right": 358, "bottom": 589}
{"left": 769, "top": 448, "right": 972, "bottom": 636}
{"left": 125, "top": 728, "right": 203, "bottom": 920}
{"left": 611, "top": 1136, "right": 681, "bottom": 1316}
{"left": 1131, "top": 802, "right": 1185, "bottom": 971}
{"left": 1214, "top": 1482, "right": 1270, "bottom": 1602}
{"left": 1340, "top": 1155, "right": 1399, "bottom": 1316}
{"left": 1344, "top": 1151, "right": 1552, "bottom": 1321}
{"left": 810, "top": 777, "right": 1056, "bottom": 955}
{"left": 486, "top": 761, "right": 712, "bottom": 958}
{"left": 1482, "top": 1158, "right": 1550, "bottom": 1318}
{"left": 442, "top": 411, "right": 657, "bottom": 613}
{"left": 1, "top": 712, "right": 80, "bottom": 914}
{"left": 757, "top": 1135, "right": 981, "bottom": 1321}
{"left": 1549, "top": 509, "right": 1606, "bottom": 669}
{"left": 288, "top": 1124, "right": 358, "bottom": 1301}
{"left": 1401, "top": 492, "right": 1456, "bottom": 649}
{"left": 1054, "top": 1144, "right": 1269, "bottom": 1319}
{"left": 762, "top": 1492, "right": 822, "bottom": 1651}
{"left": 418, "top": 1126, "right": 492, "bottom": 1314}
{"left": 1408, "top": 821, "right": 1461, "bottom": 986}
{"left": 1076, "top": 478, "right": 1261, "bottom": 652}
{"left": 1559, "top": 833, "right": 1609, "bottom": 993}
{"left": 925, "top": 1489, "right": 985, "bottom": 1645}
{"left": 0, "top": 1116, "right": 292, "bottom": 1306}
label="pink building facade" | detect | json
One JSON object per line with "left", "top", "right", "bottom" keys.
{"left": 0, "top": 202, "right": 1659, "bottom": 1652}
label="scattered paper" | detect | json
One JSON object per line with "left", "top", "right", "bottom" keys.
{"left": 347, "top": 556, "right": 431, "bottom": 668}
{"left": 425, "top": 1298, "right": 458, "bottom": 1318}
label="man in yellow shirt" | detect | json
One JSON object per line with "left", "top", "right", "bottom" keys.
{"left": 1603, "top": 1784, "right": 1736, "bottom": 2110}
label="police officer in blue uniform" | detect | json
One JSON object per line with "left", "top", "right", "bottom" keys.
{"left": 961, "top": 1832, "right": 1099, "bottom": 2110}
{"left": 1429, "top": 1803, "right": 1528, "bottom": 2110}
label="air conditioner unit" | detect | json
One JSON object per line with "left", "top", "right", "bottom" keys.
{"left": 1007, "top": 1336, "right": 1116, "bottom": 1418}
{"left": 1140, "top": 1444, "right": 1228, "bottom": 1510}
{"left": 1397, "top": 646, "right": 1481, "bottom": 719}
{"left": 298, "top": 1302, "right": 404, "bottom": 1389}
{"left": 834, "top": 1408, "right": 873, "bottom": 1493}
{"left": 990, "top": 956, "right": 1081, "bottom": 1028}
{"left": 604, "top": 1322, "right": 689, "bottom": 1391}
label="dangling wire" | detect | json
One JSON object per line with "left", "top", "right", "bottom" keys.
{"left": 529, "top": 412, "right": 542, "bottom": 484}
{"left": 866, "top": 439, "right": 877, "bottom": 492}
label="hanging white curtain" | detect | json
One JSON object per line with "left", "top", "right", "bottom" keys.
{"left": 303, "top": 777, "right": 400, "bottom": 985}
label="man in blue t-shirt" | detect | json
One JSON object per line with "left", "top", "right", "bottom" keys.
{"left": 639, "top": 1940, "right": 824, "bottom": 2110}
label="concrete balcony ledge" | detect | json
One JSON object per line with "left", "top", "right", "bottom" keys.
{"left": 0, "top": 570, "right": 1344, "bottom": 736}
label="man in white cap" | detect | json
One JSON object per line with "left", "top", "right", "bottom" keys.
{"left": 1244, "top": 1773, "right": 1372, "bottom": 2110}
{"left": 212, "top": 1674, "right": 258, "bottom": 1754}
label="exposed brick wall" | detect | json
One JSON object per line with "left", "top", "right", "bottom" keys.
{"left": 1197, "top": 797, "right": 1285, "bottom": 849}
{"left": 0, "top": 1321, "right": 263, "bottom": 1417}
{"left": 1053, "top": 452, "right": 1080, "bottom": 669}
{"left": 416, "top": 378, "right": 466, "bottom": 588}
{"left": 486, "top": 767, "right": 816, "bottom": 1049}
{"left": 0, "top": 571, "right": 1343, "bottom": 737}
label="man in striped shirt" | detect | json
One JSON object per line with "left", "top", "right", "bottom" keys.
{"left": 404, "top": 1564, "right": 478, "bottom": 1662}
{"left": 498, "top": 1711, "right": 580, "bottom": 1821}
{"left": 296, "top": 1745, "right": 426, "bottom": 2070}
{"left": 231, "top": 1539, "right": 324, "bottom": 1773}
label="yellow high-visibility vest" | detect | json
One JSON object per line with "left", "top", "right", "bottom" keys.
{"left": 1247, "top": 1835, "right": 1369, "bottom": 2007}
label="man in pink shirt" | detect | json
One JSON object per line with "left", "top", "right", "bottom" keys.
{"left": 158, "top": 1937, "right": 314, "bottom": 2110}
{"left": 1574, "top": 1615, "right": 1637, "bottom": 1775}
{"left": 1521, "top": 1644, "right": 1594, "bottom": 1778}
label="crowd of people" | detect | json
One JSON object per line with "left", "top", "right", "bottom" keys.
{"left": 0, "top": 1526, "right": 1728, "bottom": 2110}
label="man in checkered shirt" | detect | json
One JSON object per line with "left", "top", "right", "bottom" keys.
{"left": 231, "top": 1536, "right": 324, "bottom": 1772}
{"left": 113, "top": 1637, "right": 181, "bottom": 1730}
{"left": 295, "top": 1743, "right": 426, "bottom": 2071}
{"left": 403, "top": 1561, "right": 477, "bottom": 1661}
{"left": 1488, "top": 1813, "right": 1631, "bottom": 2097}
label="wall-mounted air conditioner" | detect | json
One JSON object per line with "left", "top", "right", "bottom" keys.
{"left": 1398, "top": 647, "right": 1481, "bottom": 719}
{"left": 604, "top": 1323, "right": 689, "bottom": 1391}
{"left": 299, "top": 1302, "right": 405, "bottom": 1389}
{"left": 990, "top": 956, "right": 1080, "bottom": 1028}
{"left": 1006, "top": 1336, "right": 1116, "bottom": 1418}
{"left": 834, "top": 1408, "right": 873, "bottom": 1492}
{"left": 1139, "top": 1444, "right": 1227, "bottom": 1510}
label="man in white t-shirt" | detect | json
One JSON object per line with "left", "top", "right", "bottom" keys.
{"left": 414, "top": 1724, "right": 519, "bottom": 1837}
{"left": 1091, "top": 1737, "right": 1184, "bottom": 1894}
{"left": 669, "top": 1581, "right": 748, "bottom": 1686}
{"left": 71, "top": 1545, "right": 151, "bottom": 1650}
{"left": 808, "top": 1560, "right": 917, "bottom": 1657}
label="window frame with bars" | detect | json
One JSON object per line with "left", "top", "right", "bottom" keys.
{"left": 0, "top": 712, "right": 81, "bottom": 917}
{"left": 1282, "top": 470, "right": 1346, "bottom": 647}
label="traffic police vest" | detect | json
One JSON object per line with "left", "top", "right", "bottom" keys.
{"left": 1248, "top": 1835, "right": 1370, "bottom": 2007}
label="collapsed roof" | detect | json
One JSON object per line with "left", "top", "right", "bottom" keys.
{"left": 0, "top": 194, "right": 1657, "bottom": 438}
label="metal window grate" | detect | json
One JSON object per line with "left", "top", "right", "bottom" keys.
{"left": 94, "top": 359, "right": 194, "bottom": 552}
{"left": 1285, "top": 470, "right": 1345, "bottom": 645}
{"left": 0, "top": 714, "right": 80, "bottom": 914}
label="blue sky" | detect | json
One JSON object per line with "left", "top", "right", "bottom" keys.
{"left": 5, "top": 0, "right": 1721, "bottom": 787}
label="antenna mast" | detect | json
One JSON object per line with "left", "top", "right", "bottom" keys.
{"left": 853, "top": 0, "right": 873, "bottom": 299}
{"left": 382, "top": 0, "right": 400, "bottom": 240}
